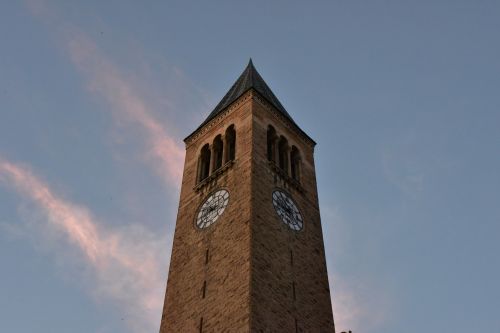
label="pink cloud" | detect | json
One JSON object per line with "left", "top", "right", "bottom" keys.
{"left": 26, "top": 0, "right": 185, "bottom": 188}
{"left": 0, "top": 159, "right": 169, "bottom": 332}
{"left": 331, "top": 273, "right": 393, "bottom": 333}
{"left": 330, "top": 274, "right": 363, "bottom": 332}
{"left": 66, "top": 33, "right": 185, "bottom": 187}
{"left": 323, "top": 205, "right": 393, "bottom": 333}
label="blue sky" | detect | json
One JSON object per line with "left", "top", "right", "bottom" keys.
{"left": 1, "top": 1, "right": 499, "bottom": 332}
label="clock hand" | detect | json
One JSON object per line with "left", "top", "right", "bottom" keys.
{"left": 201, "top": 203, "right": 219, "bottom": 218}
{"left": 200, "top": 207, "right": 213, "bottom": 217}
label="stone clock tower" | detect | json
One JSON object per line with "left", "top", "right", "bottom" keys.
{"left": 159, "top": 60, "right": 335, "bottom": 332}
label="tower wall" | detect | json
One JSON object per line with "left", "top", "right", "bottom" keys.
{"left": 160, "top": 61, "right": 335, "bottom": 332}
{"left": 249, "top": 95, "right": 335, "bottom": 332}
{"left": 160, "top": 93, "right": 254, "bottom": 332}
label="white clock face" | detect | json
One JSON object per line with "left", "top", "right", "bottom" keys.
{"left": 272, "top": 190, "right": 303, "bottom": 231}
{"left": 196, "top": 189, "right": 230, "bottom": 229}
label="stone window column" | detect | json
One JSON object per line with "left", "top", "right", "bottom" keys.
{"left": 274, "top": 136, "right": 280, "bottom": 164}
{"left": 290, "top": 146, "right": 301, "bottom": 182}
{"left": 209, "top": 144, "right": 216, "bottom": 175}
{"left": 222, "top": 134, "right": 227, "bottom": 164}
{"left": 278, "top": 135, "right": 290, "bottom": 175}
{"left": 296, "top": 157, "right": 302, "bottom": 181}
{"left": 196, "top": 155, "right": 202, "bottom": 183}
{"left": 212, "top": 135, "right": 224, "bottom": 171}
{"left": 286, "top": 146, "right": 292, "bottom": 176}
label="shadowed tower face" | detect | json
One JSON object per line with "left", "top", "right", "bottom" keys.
{"left": 159, "top": 60, "right": 335, "bottom": 333}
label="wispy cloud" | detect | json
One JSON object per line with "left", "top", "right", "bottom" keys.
{"left": 381, "top": 147, "right": 425, "bottom": 196}
{"left": 18, "top": 2, "right": 201, "bottom": 331}
{"left": 330, "top": 273, "right": 392, "bottom": 333}
{"left": 67, "top": 32, "right": 185, "bottom": 187}
{"left": 330, "top": 274, "right": 362, "bottom": 332}
{"left": 0, "top": 158, "right": 168, "bottom": 332}
{"left": 322, "top": 205, "right": 363, "bottom": 331}
{"left": 26, "top": 0, "right": 187, "bottom": 189}
{"left": 322, "top": 204, "right": 392, "bottom": 332}
{"left": 378, "top": 129, "right": 443, "bottom": 197}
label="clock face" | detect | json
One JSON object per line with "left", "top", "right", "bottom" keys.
{"left": 272, "top": 190, "right": 303, "bottom": 231}
{"left": 196, "top": 189, "right": 230, "bottom": 229}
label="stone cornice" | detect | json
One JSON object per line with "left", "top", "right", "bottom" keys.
{"left": 193, "top": 160, "right": 235, "bottom": 192}
{"left": 267, "top": 161, "right": 305, "bottom": 194}
{"left": 184, "top": 90, "right": 252, "bottom": 147}
{"left": 184, "top": 88, "right": 316, "bottom": 149}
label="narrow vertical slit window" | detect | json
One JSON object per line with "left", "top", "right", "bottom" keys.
{"left": 205, "top": 249, "right": 209, "bottom": 265}
{"left": 290, "top": 250, "right": 294, "bottom": 267}
{"left": 295, "top": 318, "right": 298, "bottom": 333}
{"left": 202, "top": 281, "right": 206, "bottom": 298}
{"left": 199, "top": 317, "right": 203, "bottom": 333}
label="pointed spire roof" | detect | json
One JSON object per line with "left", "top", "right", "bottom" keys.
{"left": 186, "top": 60, "right": 314, "bottom": 144}
{"left": 206, "top": 59, "right": 293, "bottom": 124}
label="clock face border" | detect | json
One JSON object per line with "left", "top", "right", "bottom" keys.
{"left": 271, "top": 188, "right": 304, "bottom": 232}
{"left": 194, "top": 188, "right": 230, "bottom": 230}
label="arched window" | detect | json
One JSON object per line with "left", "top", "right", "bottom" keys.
{"left": 212, "top": 135, "right": 223, "bottom": 171}
{"left": 278, "top": 136, "right": 289, "bottom": 175}
{"left": 225, "top": 125, "right": 236, "bottom": 162}
{"left": 291, "top": 146, "right": 301, "bottom": 182}
{"left": 198, "top": 144, "right": 211, "bottom": 182}
{"left": 267, "top": 125, "right": 277, "bottom": 162}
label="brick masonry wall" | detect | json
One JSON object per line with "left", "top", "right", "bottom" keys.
{"left": 249, "top": 96, "right": 335, "bottom": 333}
{"left": 160, "top": 93, "right": 254, "bottom": 333}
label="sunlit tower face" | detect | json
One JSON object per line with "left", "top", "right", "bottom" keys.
{"left": 159, "top": 60, "right": 335, "bottom": 333}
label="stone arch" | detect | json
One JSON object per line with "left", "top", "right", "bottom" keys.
{"left": 198, "top": 143, "right": 211, "bottom": 182}
{"left": 267, "top": 125, "right": 277, "bottom": 162}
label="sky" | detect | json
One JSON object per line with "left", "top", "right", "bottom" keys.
{"left": 1, "top": 1, "right": 499, "bottom": 332}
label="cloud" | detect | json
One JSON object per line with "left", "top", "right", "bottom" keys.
{"left": 322, "top": 205, "right": 363, "bottom": 331}
{"left": 330, "top": 274, "right": 362, "bottom": 332}
{"left": 381, "top": 147, "right": 425, "bottom": 196}
{"left": 25, "top": 0, "right": 186, "bottom": 189}
{"left": 322, "top": 204, "right": 392, "bottom": 332}
{"left": 66, "top": 32, "right": 185, "bottom": 187}
{"left": 378, "top": 129, "right": 442, "bottom": 197}
{"left": 18, "top": 2, "right": 208, "bottom": 330}
{"left": 0, "top": 158, "right": 169, "bottom": 332}
{"left": 330, "top": 273, "right": 392, "bottom": 333}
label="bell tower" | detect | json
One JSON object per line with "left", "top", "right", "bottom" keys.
{"left": 159, "top": 60, "right": 335, "bottom": 332}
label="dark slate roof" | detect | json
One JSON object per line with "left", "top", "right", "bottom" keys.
{"left": 185, "top": 59, "right": 314, "bottom": 144}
